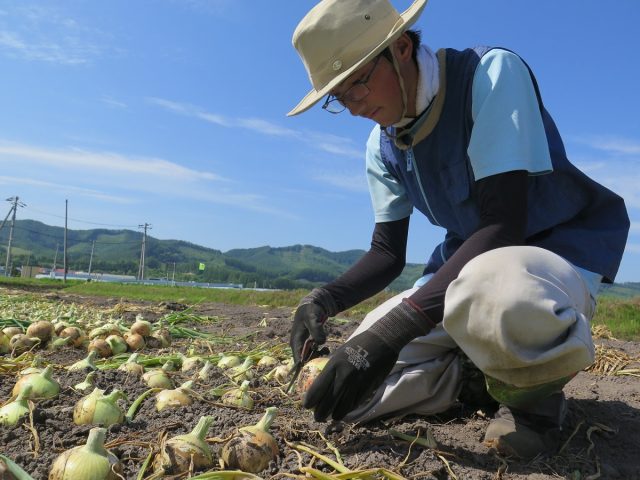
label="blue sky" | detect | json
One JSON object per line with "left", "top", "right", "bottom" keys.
{"left": 0, "top": 0, "right": 638, "bottom": 282}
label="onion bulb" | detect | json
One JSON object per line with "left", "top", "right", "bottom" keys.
{"left": 26, "top": 320, "right": 54, "bottom": 343}
{"left": 179, "top": 353, "right": 203, "bottom": 373}
{"left": 12, "top": 365, "right": 60, "bottom": 400}
{"left": 151, "top": 328, "right": 172, "bottom": 348}
{"left": 0, "top": 385, "right": 33, "bottom": 426}
{"left": 155, "top": 380, "right": 194, "bottom": 412}
{"left": 2, "top": 326, "right": 23, "bottom": 339}
{"left": 59, "top": 326, "right": 85, "bottom": 348}
{"left": 73, "top": 388, "right": 127, "bottom": 426}
{"left": 9, "top": 334, "right": 40, "bottom": 355}
{"left": 67, "top": 351, "right": 99, "bottom": 372}
{"left": 217, "top": 353, "right": 241, "bottom": 369}
{"left": 105, "top": 335, "right": 127, "bottom": 355}
{"left": 124, "top": 332, "right": 145, "bottom": 352}
{"left": 0, "top": 331, "right": 9, "bottom": 354}
{"left": 227, "top": 357, "right": 255, "bottom": 384}
{"left": 197, "top": 360, "right": 214, "bottom": 381}
{"left": 88, "top": 339, "right": 112, "bottom": 358}
{"left": 48, "top": 336, "right": 74, "bottom": 351}
{"left": 19, "top": 356, "right": 46, "bottom": 376}
{"left": 220, "top": 407, "right": 279, "bottom": 473}
{"left": 297, "top": 357, "right": 329, "bottom": 395}
{"left": 142, "top": 362, "right": 174, "bottom": 389}
{"left": 48, "top": 427, "right": 123, "bottom": 480}
{"left": 221, "top": 380, "right": 254, "bottom": 410}
{"left": 257, "top": 355, "right": 278, "bottom": 368}
{"left": 118, "top": 353, "right": 144, "bottom": 376}
{"left": 153, "top": 416, "right": 214, "bottom": 474}
{"left": 129, "top": 319, "right": 151, "bottom": 337}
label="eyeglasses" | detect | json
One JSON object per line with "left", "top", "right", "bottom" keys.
{"left": 322, "top": 55, "right": 382, "bottom": 114}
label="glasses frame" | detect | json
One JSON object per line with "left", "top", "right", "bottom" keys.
{"left": 322, "top": 55, "right": 382, "bottom": 114}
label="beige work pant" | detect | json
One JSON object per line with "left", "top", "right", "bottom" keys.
{"left": 343, "top": 246, "right": 596, "bottom": 424}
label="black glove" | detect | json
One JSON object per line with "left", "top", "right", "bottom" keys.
{"left": 290, "top": 288, "right": 339, "bottom": 364}
{"left": 303, "top": 298, "right": 436, "bottom": 422}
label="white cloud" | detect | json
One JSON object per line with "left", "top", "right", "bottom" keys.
{"left": 0, "top": 141, "right": 224, "bottom": 182}
{"left": 572, "top": 135, "right": 640, "bottom": 155}
{"left": 0, "top": 175, "right": 133, "bottom": 204}
{"left": 148, "top": 97, "right": 363, "bottom": 160}
{"left": 0, "top": 5, "right": 106, "bottom": 65}
{"left": 101, "top": 95, "right": 127, "bottom": 109}
{"left": 0, "top": 139, "right": 296, "bottom": 218}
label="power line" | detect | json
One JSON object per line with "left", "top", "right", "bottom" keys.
{"left": 26, "top": 206, "right": 139, "bottom": 228}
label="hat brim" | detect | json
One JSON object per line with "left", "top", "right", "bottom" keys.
{"left": 287, "top": 0, "right": 428, "bottom": 117}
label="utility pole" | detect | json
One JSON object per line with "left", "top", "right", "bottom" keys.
{"left": 63, "top": 199, "right": 68, "bottom": 284}
{"left": 4, "top": 196, "right": 25, "bottom": 277}
{"left": 137, "top": 223, "right": 151, "bottom": 281}
{"left": 52, "top": 243, "right": 59, "bottom": 277}
{"left": 88, "top": 240, "right": 95, "bottom": 277}
{"left": 172, "top": 261, "right": 176, "bottom": 285}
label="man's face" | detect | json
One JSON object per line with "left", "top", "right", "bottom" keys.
{"left": 330, "top": 56, "right": 403, "bottom": 127}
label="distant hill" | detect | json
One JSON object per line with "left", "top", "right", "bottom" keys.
{"left": 1, "top": 219, "right": 637, "bottom": 296}
{"left": 0, "top": 219, "right": 424, "bottom": 291}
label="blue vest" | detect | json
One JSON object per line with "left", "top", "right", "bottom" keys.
{"left": 380, "top": 47, "right": 629, "bottom": 282}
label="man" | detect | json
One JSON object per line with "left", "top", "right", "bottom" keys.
{"left": 287, "top": 0, "right": 629, "bottom": 459}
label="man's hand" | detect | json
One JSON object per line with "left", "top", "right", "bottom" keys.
{"left": 302, "top": 298, "right": 437, "bottom": 421}
{"left": 303, "top": 330, "right": 398, "bottom": 421}
{"left": 290, "top": 288, "right": 339, "bottom": 364}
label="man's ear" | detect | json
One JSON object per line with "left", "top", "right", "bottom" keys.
{"left": 392, "top": 33, "right": 413, "bottom": 63}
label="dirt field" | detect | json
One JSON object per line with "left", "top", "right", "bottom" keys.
{"left": 1, "top": 287, "right": 639, "bottom": 479}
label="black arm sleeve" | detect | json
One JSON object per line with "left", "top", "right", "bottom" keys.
{"left": 408, "top": 170, "right": 529, "bottom": 324}
{"left": 322, "top": 216, "right": 409, "bottom": 312}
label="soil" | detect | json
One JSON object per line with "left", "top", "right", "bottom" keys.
{"left": 1, "top": 286, "right": 639, "bottom": 480}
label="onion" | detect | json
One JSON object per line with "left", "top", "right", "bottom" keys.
{"left": 221, "top": 407, "right": 279, "bottom": 473}
{"left": 0, "top": 331, "right": 9, "bottom": 354}
{"left": 47, "top": 336, "right": 74, "bottom": 351}
{"left": 53, "top": 321, "right": 70, "bottom": 336}
{"left": 118, "top": 353, "right": 144, "bottom": 376}
{"left": 221, "top": 380, "right": 254, "bottom": 410}
{"left": 129, "top": 319, "right": 151, "bottom": 337}
{"left": 67, "top": 351, "right": 99, "bottom": 372}
{"left": 124, "top": 332, "right": 145, "bottom": 351}
{"left": 74, "top": 372, "right": 97, "bottom": 393}
{"left": 0, "top": 385, "right": 33, "bottom": 426}
{"left": 49, "top": 427, "right": 123, "bottom": 480}
{"left": 105, "top": 335, "right": 128, "bottom": 355}
{"left": 197, "top": 360, "right": 214, "bottom": 381}
{"left": 19, "top": 356, "right": 46, "bottom": 376}
{"left": 9, "top": 334, "right": 40, "bottom": 355}
{"left": 88, "top": 324, "right": 120, "bottom": 340}
{"left": 151, "top": 328, "right": 172, "bottom": 348}
{"left": 227, "top": 357, "right": 255, "bottom": 384}
{"left": 156, "top": 380, "right": 194, "bottom": 412}
{"left": 73, "top": 388, "right": 127, "bottom": 426}
{"left": 88, "top": 339, "right": 112, "bottom": 358}
{"left": 59, "top": 326, "right": 85, "bottom": 348}
{"left": 217, "top": 353, "right": 241, "bottom": 369}
{"left": 12, "top": 365, "right": 60, "bottom": 400}
{"left": 2, "top": 326, "right": 23, "bottom": 339}
{"left": 26, "top": 320, "right": 54, "bottom": 343}
{"left": 179, "top": 353, "right": 203, "bottom": 373}
{"left": 153, "top": 415, "right": 214, "bottom": 475}
{"left": 297, "top": 357, "right": 329, "bottom": 395}
{"left": 142, "top": 362, "right": 174, "bottom": 389}
{"left": 257, "top": 355, "right": 278, "bottom": 368}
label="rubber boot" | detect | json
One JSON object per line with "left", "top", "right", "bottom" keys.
{"left": 483, "top": 392, "right": 567, "bottom": 459}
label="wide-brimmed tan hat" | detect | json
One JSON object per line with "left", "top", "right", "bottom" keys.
{"left": 288, "top": 0, "right": 428, "bottom": 116}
